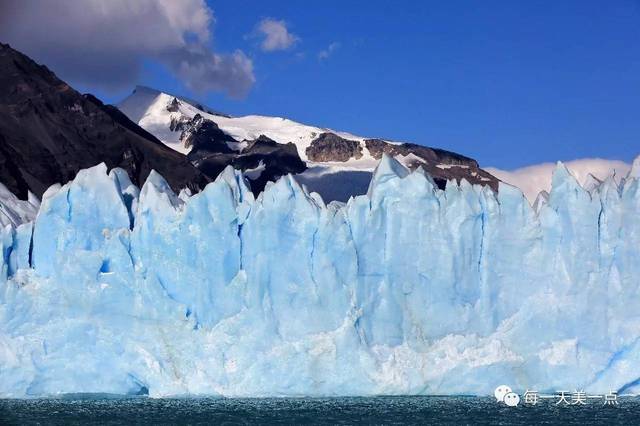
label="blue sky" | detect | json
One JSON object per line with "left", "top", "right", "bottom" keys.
{"left": 7, "top": 0, "right": 639, "bottom": 169}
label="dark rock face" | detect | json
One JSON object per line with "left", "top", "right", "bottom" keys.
{"left": 189, "top": 132, "right": 306, "bottom": 194}
{"left": 176, "top": 113, "right": 236, "bottom": 154}
{"left": 306, "top": 132, "right": 363, "bottom": 162}
{"left": 365, "top": 139, "right": 499, "bottom": 191}
{"left": 365, "top": 139, "right": 475, "bottom": 166}
{"left": 168, "top": 108, "right": 307, "bottom": 194}
{"left": 420, "top": 162, "right": 499, "bottom": 191}
{"left": 166, "top": 97, "right": 180, "bottom": 113}
{"left": 0, "top": 42, "right": 209, "bottom": 199}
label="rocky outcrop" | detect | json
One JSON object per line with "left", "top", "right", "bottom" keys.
{"left": 176, "top": 114, "right": 236, "bottom": 153}
{"left": 163, "top": 107, "right": 308, "bottom": 194}
{"left": 166, "top": 97, "right": 180, "bottom": 113}
{"left": 306, "top": 132, "right": 363, "bottom": 162}
{"left": 118, "top": 85, "right": 502, "bottom": 199}
{"left": 191, "top": 134, "right": 306, "bottom": 194}
{"left": 365, "top": 139, "right": 499, "bottom": 191}
{"left": 365, "top": 139, "right": 475, "bottom": 166}
{"left": 0, "top": 42, "right": 209, "bottom": 199}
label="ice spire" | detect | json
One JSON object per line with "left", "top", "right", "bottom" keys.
{"left": 582, "top": 173, "right": 602, "bottom": 194}
{"left": 629, "top": 155, "right": 640, "bottom": 179}
{"left": 138, "top": 169, "right": 183, "bottom": 216}
{"left": 367, "top": 153, "right": 409, "bottom": 197}
{"left": 532, "top": 190, "right": 549, "bottom": 214}
{"left": 550, "top": 161, "right": 582, "bottom": 192}
{"left": 215, "top": 165, "right": 254, "bottom": 204}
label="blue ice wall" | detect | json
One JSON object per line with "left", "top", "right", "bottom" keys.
{"left": 1, "top": 156, "right": 639, "bottom": 397}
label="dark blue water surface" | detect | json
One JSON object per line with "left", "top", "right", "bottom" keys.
{"left": 1, "top": 396, "right": 639, "bottom": 425}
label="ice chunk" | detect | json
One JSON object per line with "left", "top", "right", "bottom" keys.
{"left": 0, "top": 183, "right": 39, "bottom": 227}
{"left": 31, "top": 163, "right": 131, "bottom": 278}
{"left": 582, "top": 173, "right": 602, "bottom": 194}
{"left": 366, "top": 153, "right": 409, "bottom": 198}
{"left": 532, "top": 190, "right": 549, "bottom": 213}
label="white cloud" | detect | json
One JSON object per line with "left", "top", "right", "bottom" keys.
{"left": 0, "top": 0, "right": 255, "bottom": 98}
{"left": 318, "top": 42, "right": 340, "bottom": 61}
{"left": 166, "top": 47, "right": 254, "bottom": 97}
{"left": 256, "top": 18, "right": 299, "bottom": 52}
{"left": 486, "top": 158, "right": 633, "bottom": 203}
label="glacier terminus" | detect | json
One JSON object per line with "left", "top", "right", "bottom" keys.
{"left": 1, "top": 154, "right": 640, "bottom": 398}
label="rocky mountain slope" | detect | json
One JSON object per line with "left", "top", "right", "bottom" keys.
{"left": 0, "top": 42, "right": 209, "bottom": 200}
{"left": 119, "top": 86, "right": 500, "bottom": 201}
{"left": 0, "top": 41, "right": 500, "bottom": 205}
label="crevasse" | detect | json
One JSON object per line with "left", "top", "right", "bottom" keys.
{"left": 0, "top": 154, "right": 639, "bottom": 397}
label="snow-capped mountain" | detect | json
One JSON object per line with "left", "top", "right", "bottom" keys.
{"left": 118, "top": 86, "right": 500, "bottom": 201}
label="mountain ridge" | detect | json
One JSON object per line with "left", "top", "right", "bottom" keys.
{"left": 0, "top": 41, "right": 500, "bottom": 205}
{"left": 0, "top": 42, "right": 210, "bottom": 200}
{"left": 118, "top": 85, "right": 501, "bottom": 201}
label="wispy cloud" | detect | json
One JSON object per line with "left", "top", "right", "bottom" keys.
{"left": 318, "top": 42, "right": 340, "bottom": 61}
{"left": 486, "top": 158, "right": 632, "bottom": 202}
{"left": 0, "top": 0, "right": 255, "bottom": 98}
{"left": 256, "top": 18, "right": 299, "bottom": 52}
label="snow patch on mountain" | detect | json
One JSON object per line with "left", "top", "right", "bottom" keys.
{"left": 117, "top": 86, "right": 501, "bottom": 201}
{"left": 118, "top": 86, "right": 389, "bottom": 164}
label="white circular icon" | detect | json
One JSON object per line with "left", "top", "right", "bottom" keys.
{"left": 504, "top": 392, "right": 520, "bottom": 407}
{"left": 494, "top": 385, "right": 512, "bottom": 402}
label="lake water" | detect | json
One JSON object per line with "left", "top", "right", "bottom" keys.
{"left": 1, "top": 396, "right": 639, "bottom": 425}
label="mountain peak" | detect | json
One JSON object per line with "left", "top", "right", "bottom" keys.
{"left": 122, "top": 85, "right": 229, "bottom": 119}
{"left": 133, "top": 85, "right": 162, "bottom": 95}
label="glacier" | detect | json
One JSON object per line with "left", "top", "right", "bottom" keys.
{"left": 1, "top": 154, "right": 640, "bottom": 398}
{"left": 0, "top": 183, "right": 39, "bottom": 228}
